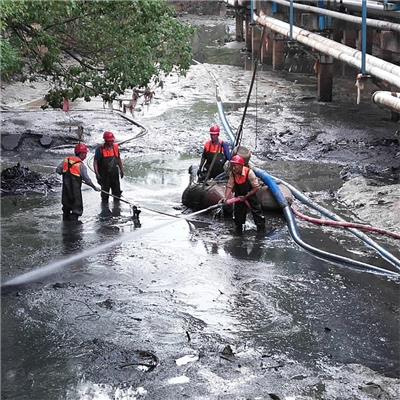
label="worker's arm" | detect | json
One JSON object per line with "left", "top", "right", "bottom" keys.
{"left": 198, "top": 147, "right": 206, "bottom": 172}
{"left": 221, "top": 174, "right": 235, "bottom": 202}
{"left": 93, "top": 147, "right": 103, "bottom": 184}
{"left": 243, "top": 169, "right": 260, "bottom": 200}
{"left": 222, "top": 141, "right": 232, "bottom": 161}
{"left": 93, "top": 147, "right": 100, "bottom": 176}
{"left": 93, "top": 159, "right": 99, "bottom": 176}
{"left": 55, "top": 160, "right": 64, "bottom": 175}
{"left": 81, "top": 164, "right": 100, "bottom": 191}
{"left": 118, "top": 157, "right": 124, "bottom": 179}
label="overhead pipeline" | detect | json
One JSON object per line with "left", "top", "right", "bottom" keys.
{"left": 265, "top": 0, "right": 400, "bottom": 33}
{"left": 254, "top": 12, "right": 400, "bottom": 88}
{"left": 372, "top": 91, "right": 400, "bottom": 113}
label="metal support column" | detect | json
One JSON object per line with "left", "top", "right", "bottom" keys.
{"left": 361, "top": 0, "right": 367, "bottom": 75}
{"left": 289, "top": 0, "right": 294, "bottom": 40}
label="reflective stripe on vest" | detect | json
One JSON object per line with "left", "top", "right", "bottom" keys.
{"left": 204, "top": 140, "right": 223, "bottom": 154}
{"left": 62, "top": 156, "right": 82, "bottom": 177}
{"left": 101, "top": 143, "right": 120, "bottom": 158}
{"left": 233, "top": 166, "right": 250, "bottom": 186}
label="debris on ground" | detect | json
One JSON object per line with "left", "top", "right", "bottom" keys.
{"left": 1, "top": 163, "right": 59, "bottom": 195}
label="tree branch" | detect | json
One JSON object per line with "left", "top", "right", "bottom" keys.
{"left": 61, "top": 48, "right": 105, "bottom": 71}
{"left": 43, "top": 12, "right": 94, "bottom": 31}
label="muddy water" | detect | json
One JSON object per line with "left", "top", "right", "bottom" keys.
{"left": 2, "top": 17, "right": 400, "bottom": 400}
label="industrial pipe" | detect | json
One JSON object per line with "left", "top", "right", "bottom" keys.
{"left": 372, "top": 91, "right": 400, "bottom": 112}
{"left": 340, "top": 0, "right": 400, "bottom": 13}
{"left": 257, "top": 11, "right": 400, "bottom": 78}
{"left": 265, "top": 0, "right": 400, "bottom": 33}
{"left": 254, "top": 12, "right": 400, "bottom": 88}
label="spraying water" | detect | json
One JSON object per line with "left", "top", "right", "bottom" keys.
{"left": 1, "top": 204, "right": 221, "bottom": 288}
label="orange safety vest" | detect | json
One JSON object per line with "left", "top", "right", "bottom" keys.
{"left": 233, "top": 166, "right": 250, "bottom": 186}
{"left": 204, "top": 140, "right": 224, "bottom": 154}
{"left": 101, "top": 143, "right": 120, "bottom": 158}
{"left": 62, "top": 156, "right": 82, "bottom": 177}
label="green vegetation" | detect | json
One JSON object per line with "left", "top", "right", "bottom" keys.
{"left": 0, "top": 0, "right": 193, "bottom": 107}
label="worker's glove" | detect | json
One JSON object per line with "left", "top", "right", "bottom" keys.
{"left": 120, "top": 170, "right": 124, "bottom": 179}
{"left": 96, "top": 175, "right": 102, "bottom": 185}
{"left": 94, "top": 185, "right": 101, "bottom": 192}
{"left": 225, "top": 197, "right": 242, "bottom": 205}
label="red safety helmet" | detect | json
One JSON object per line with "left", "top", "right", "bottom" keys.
{"left": 209, "top": 124, "right": 220, "bottom": 135}
{"left": 74, "top": 143, "right": 88, "bottom": 155}
{"left": 230, "top": 154, "right": 245, "bottom": 166}
{"left": 103, "top": 131, "right": 115, "bottom": 142}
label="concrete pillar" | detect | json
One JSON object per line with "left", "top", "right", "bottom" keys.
{"left": 332, "top": 19, "right": 344, "bottom": 43}
{"left": 261, "top": 30, "right": 273, "bottom": 65}
{"left": 235, "top": 8, "right": 244, "bottom": 42}
{"left": 252, "top": 26, "right": 262, "bottom": 59}
{"left": 342, "top": 28, "right": 357, "bottom": 77}
{"left": 300, "top": 13, "right": 319, "bottom": 31}
{"left": 391, "top": 111, "right": 400, "bottom": 122}
{"left": 357, "top": 28, "right": 374, "bottom": 55}
{"left": 380, "top": 30, "right": 400, "bottom": 53}
{"left": 318, "top": 55, "right": 333, "bottom": 102}
{"left": 273, "top": 34, "right": 286, "bottom": 70}
{"left": 245, "top": 10, "right": 252, "bottom": 52}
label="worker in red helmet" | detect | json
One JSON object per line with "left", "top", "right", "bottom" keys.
{"left": 93, "top": 131, "right": 124, "bottom": 203}
{"left": 56, "top": 143, "right": 100, "bottom": 221}
{"left": 223, "top": 154, "right": 265, "bottom": 234}
{"left": 197, "top": 124, "right": 231, "bottom": 182}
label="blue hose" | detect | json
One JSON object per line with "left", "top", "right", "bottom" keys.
{"left": 253, "top": 167, "right": 288, "bottom": 209}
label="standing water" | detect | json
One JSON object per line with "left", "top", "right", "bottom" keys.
{"left": 2, "top": 16, "right": 399, "bottom": 400}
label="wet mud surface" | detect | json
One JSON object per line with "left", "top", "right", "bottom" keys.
{"left": 1, "top": 15, "right": 400, "bottom": 400}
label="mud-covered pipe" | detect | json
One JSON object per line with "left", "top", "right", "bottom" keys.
{"left": 283, "top": 206, "right": 399, "bottom": 276}
{"left": 372, "top": 91, "right": 400, "bottom": 113}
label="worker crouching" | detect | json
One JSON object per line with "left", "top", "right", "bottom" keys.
{"left": 56, "top": 143, "right": 100, "bottom": 221}
{"left": 223, "top": 155, "right": 265, "bottom": 234}
{"left": 94, "top": 131, "right": 124, "bottom": 203}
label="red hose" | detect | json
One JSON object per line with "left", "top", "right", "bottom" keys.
{"left": 291, "top": 207, "right": 400, "bottom": 241}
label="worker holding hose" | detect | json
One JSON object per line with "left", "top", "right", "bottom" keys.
{"left": 94, "top": 131, "right": 125, "bottom": 203}
{"left": 222, "top": 155, "right": 265, "bottom": 234}
{"left": 56, "top": 143, "right": 100, "bottom": 221}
